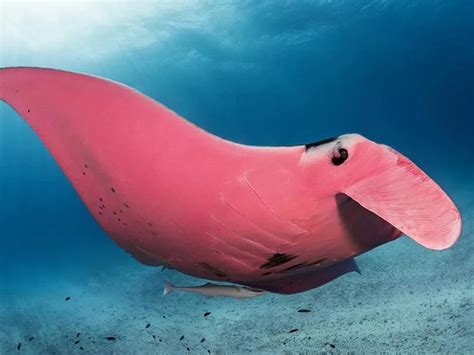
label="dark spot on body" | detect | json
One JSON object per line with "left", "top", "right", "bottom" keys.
{"left": 199, "top": 263, "right": 227, "bottom": 278}
{"left": 278, "top": 262, "right": 308, "bottom": 272}
{"left": 260, "top": 253, "right": 297, "bottom": 269}
{"left": 105, "top": 337, "right": 116, "bottom": 341}
{"left": 326, "top": 343, "right": 336, "bottom": 349}
{"left": 289, "top": 329, "right": 299, "bottom": 333}
{"left": 17, "top": 342, "right": 21, "bottom": 351}
{"left": 145, "top": 323, "right": 150, "bottom": 329}
{"left": 298, "top": 309, "right": 311, "bottom": 313}
{"left": 124, "top": 203, "right": 129, "bottom": 208}
{"left": 118, "top": 218, "right": 121, "bottom": 222}
{"left": 201, "top": 338, "right": 205, "bottom": 343}
{"left": 76, "top": 333, "right": 80, "bottom": 337}
{"left": 187, "top": 347, "right": 190, "bottom": 351}
{"left": 75, "top": 340, "right": 80, "bottom": 345}
{"left": 28, "top": 337, "right": 34, "bottom": 342}
{"left": 99, "top": 197, "right": 103, "bottom": 202}
{"left": 65, "top": 296, "right": 71, "bottom": 301}
{"left": 80, "top": 347, "right": 83, "bottom": 350}
{"left": 84, "top": 164, "right": 88, "bottom": 169}
{"left": 82, "top": 171, "right": 86, "bottom": 176}
{"left": 276, "top": 258, "right": 326, "bottom": 273}
{"left": 113, "top": 211, "right": 117, "bottom": 215}
{"left": 27, "top": 109, "right": 31, "bottom": 113}
{"left": 180, "top": 335, "right": 184, "bottom": 341}
{"left": 124, "top": 223, "right": 127, "bottom": 226}
{"left": 204, "top": 312, "right": 211, "bottom": 317}
{"left": 120, "top": 209, "right": 123, "bottom": 213}
{"left": 98, "top": 211, "right": 102, "bottom": 216}
{"left": 111, "top": 187, "right": 116, "bottom": 193}
{"left": 305, "top": 137, "right": 337, "bottom": 151}
{"left": 152, "top": 335, "right": 156, "bottom": 340}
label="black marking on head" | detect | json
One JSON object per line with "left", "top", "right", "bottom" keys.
{"left": 198, "top": 262, "right": 227, "bottom": 278}
{"left": 260, "top": 253, "right": 297, "bottom": 269}
{"left": 111, "top": 187, "right": 116, "bottom": 193}
{"left": 305, "top": 137, "right": 337, "bottom": 151}
{"left": 332, "top": 148, "right": 348, "bottom": 166}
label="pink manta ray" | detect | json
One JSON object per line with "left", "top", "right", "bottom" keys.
{"left": 0, "top": 67, "right": 461, "bottom": 294}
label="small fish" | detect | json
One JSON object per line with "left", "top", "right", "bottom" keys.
{"left": 163, "top": 281, "right": 266, "bottom": 299}
{"left": 298, "top": 309, "right": 311, "bottom": 313}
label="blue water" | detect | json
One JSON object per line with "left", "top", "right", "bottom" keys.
{"left": 1, "top": 1, "right": 473, "bottom": 353}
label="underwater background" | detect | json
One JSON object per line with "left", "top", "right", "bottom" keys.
{"left": 0, "top": 1, "right": 473, "bottom": 353}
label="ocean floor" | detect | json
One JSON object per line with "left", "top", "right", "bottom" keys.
{"left": 1, "top": 180, "right": 473, "bottom": 354}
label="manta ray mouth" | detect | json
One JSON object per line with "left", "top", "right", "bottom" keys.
{"left": 342, "top": 144, "right": 461, "bottom": 250}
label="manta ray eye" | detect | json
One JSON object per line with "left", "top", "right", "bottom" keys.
{"left": 332, "top": 148, "right": 348, "bottom": 166}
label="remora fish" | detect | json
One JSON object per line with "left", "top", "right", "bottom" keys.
{"left": 163, "top": 281, "right": 266, "bottom": 299}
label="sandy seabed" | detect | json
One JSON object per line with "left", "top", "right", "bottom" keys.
{"left": 1, "top": 182, "right": 472, "bottom": 354}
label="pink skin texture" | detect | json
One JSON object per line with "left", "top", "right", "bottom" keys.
{"left": 0, "top": 67, "right": 462, "bottom": 294}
